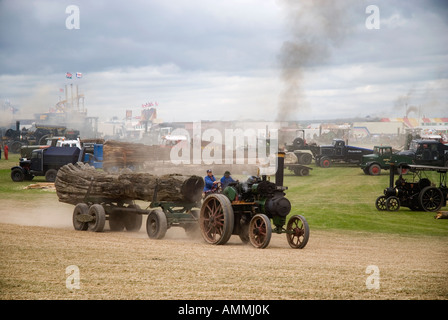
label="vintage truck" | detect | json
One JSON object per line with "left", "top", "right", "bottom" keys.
{"left": 315, "top": 139, "right": 373, "bottom": 168}
{"left": 11, "top": 146, "right": 80, "bottom": 182}
{"left": 361, "top": 140, "right": 448, "bottom": 175}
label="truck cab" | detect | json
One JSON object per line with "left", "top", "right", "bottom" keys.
{"left": 396, "top": 140, "right": 448, "bottom": 167}
{"left": 361, "top": 146, "right": 394, "bottom": 175}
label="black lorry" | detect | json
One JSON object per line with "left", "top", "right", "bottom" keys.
{"left": 315, "top": 139, "right": 373, "bottom": 168}
{"left": 11, "top": 146, "right": 80, "bottom": 182}
{"left": 395, "top": 139, "right": 448, "bottom": 167}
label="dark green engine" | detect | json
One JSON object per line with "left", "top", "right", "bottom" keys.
{"left": 222, "top": 176, "right": 292, "bottom": 230}
{"left": 199, "top": 152, "right": 310, "bottom": 249}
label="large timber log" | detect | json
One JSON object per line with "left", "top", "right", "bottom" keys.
{"left": 55, "top": 162, "right": 204, "bottom": 205}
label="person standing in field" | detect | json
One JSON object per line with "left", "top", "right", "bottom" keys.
{"left": 4, "top": 144, "right": 8, "bottom": 160}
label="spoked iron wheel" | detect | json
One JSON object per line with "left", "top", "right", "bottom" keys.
{"left": 386, "top": 196, "right": 400, "bottom": 211}
{"left": 286, "top": 215, "right": 310, "bottom": 249}
{"left": 248, "top": 214, "right": 272, "bottom": 249}
{"left": 200, "top": 194, "right": 234, "bottom": 245}
{"left": 419, "top": 187, "right": 443, "bottom": 212}
{"left": 375, "top": 195, "right": 387, "bottom": 211}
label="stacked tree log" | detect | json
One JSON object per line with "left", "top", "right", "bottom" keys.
{"left": 55, "top": 162, "right": 204, "bottom": 205}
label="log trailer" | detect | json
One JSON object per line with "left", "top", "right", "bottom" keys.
{"left": 57, "top": 153, "right": 310, "bottom": 249}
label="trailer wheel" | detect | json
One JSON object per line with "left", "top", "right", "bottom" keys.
{"left": 375, "top": 195, "right": 387, "bottom": 211}
{"left": 45, "top": 169, "right": 58, "bottom": 182}
{"left": 249, "top": 214, "right": 272, "bottom": 249}
{"left": 109, "top": 212, "right": 125, "bottom": 231}
{"left": 73, "top": 203, "right": 89, "bottom": 231}
{"left": 293, "top": 167, "right": 302, "bottom": 176}
{"left": 146, "top": 208, "right": 168, "bottom": 239}
{"left": 200, "top": 194, "right": 234, "bottom": 245}
{"left": 123, "top": 204, "right": 143, "bottom": 232}
{"left": 87, "top": 204, "right": 106, "bottom": 232}
{"left": 419, "top": 187, "right": 444, "bottom": 212}
{"left": 299, "top": 153, "right": 312, "bottom": 165}
{"left": 286, "top": 215, "right": 310, "bottom": 249}
{"left": 386, "top": 196, "right": 400, "bottom": 211}
{"left": 11, "top": 168, "right": 25, "bottom": 182}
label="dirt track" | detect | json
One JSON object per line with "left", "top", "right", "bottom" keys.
{"left": 0, "top": 198, "right": 447, "bottom": 300}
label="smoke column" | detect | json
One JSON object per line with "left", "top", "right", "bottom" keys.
{"left": 277, "top": 0, "right": 354, "bottom": 121}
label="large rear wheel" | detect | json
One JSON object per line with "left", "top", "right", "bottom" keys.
{"left": 200, "top": 194, "right": 234, "bottom": 245}
{"left": 419, "top": 187, "right": 443, "bottom": 212}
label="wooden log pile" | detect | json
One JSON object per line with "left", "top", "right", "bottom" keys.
{"left": 55, "top": 162, "right": 204, "bottom": 205}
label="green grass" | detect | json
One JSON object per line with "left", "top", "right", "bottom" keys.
{"left": 0, "top": 154, "right": 55, "bottom": 201}
{"left": 1, "top": 154, "right": 447, "bottom": 237}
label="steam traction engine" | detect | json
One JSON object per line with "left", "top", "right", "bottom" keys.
{"left": 199, "top": 152, "right": 310, "bottom": 249}
{"left": 375, "top": 163, "right": 448, "bottom": 212}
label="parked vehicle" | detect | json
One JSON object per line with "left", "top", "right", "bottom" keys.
{"left": 361, "top": 146, "right": 409, "bottom": 176}
{"left": 375, "top": 163, "right": 448, "bottom": 212}
{"left": 315, "top": 139, "right": 373, "bottom": 168}
{"left": 11, "top": 146, "right": 80, "bottom": 182}
{"left": 396, "top": 139, "right": 448, "bottom": 167}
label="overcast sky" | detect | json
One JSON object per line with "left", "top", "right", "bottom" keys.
{"left": 0, "top": 0, "right": 447, "bottom": 124}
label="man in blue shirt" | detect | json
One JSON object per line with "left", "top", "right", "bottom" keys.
{"left": 220, "top": 171, "right": 235, "bottom": 189}
{"left": 204, "top": 169, "right": 219, "bottom": 193}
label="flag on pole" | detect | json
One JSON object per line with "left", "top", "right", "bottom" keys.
{"left": 76, "top": 72, "right": 82, "bottom": 78}
{"left": 66, "top": 72, "right": 72, "bottom": 79}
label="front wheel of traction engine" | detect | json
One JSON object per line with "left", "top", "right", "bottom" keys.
{"left": 375, "top": 195, "right": 387, "bottom": 211}
{"left": 386, "top": 196, "right": 400, "bottom": 211}
{"left": 286, "top": 215, "right": 310, "bottom": 249}
{"left": 248, "top": 214, "right": 272, "bottom": 249}
{"left": 199, "top": 194, "right": 234, "bottom": 245}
